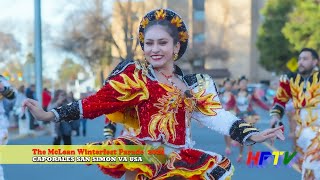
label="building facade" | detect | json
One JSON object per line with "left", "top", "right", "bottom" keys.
{"left": 110, "top": 0, "right": 271, "bottom": 82}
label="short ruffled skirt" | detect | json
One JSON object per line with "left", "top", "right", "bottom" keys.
{"left": 88, "top": 136, "right": 234, "bottom": 180}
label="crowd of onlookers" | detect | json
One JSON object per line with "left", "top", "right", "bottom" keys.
{"left": 4, "top": 84, "right": 93, "bottom": 145}
{"left": 217, "top": 76, "right": 297, "bottom": 162}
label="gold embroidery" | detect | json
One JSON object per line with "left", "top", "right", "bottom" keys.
{"left": 243, "top": 128, "right": 257, "bottom": 134}
{"left": 165, "top": 152, "right": 182, "bottom": 170}
{"left": 275, "top": 86, "right": 290, "bottom": 103}
{"left": 306, "top": 134, "right": 320, "bottom": 162}
{"left": 148, "top": 84, "right": 181, "bottom": 141}
{"left": 305, "top": 72, "right": 320, "bottom": 107}
{"left": 140, "top": 17, "right": 149, "bottom": 28}
{"left": 121, "top": 135, "right": 143, "bottom": 145}
{"left": 239, "top": 123, "right": 251, "bottom": 128}
{"left": 139, "top": 32, "right": 144, "bottom": 43}
{"left": 219, "top": 157, "right": 231, "bottom": 169}
{"left": 304, "top": 109, "right": 318, "bottom": 127}
{"left": 109, "top": 73, "right": 149, "bottom": 101}
{"left": 170, "top": 16, "right": 182, "bottom": 28}
{"left": 142, "top": 145, "right": 163, "bottom": 175}
{"left": 271, "top": 109, "right": 281, "bottom": 114}
{"left": 106, "top": 107, "right": 140, "bottom": 130}
{"left": 290, "top": 74, "right": 305, "bottom": 108}
{"left": 184, "top": 97, "right": 196, "bottom": 113}
{"left": 155, "top": 9, "right": 166, "bottom": 20}
{"left": 290, "top": 72, "right": 320, "bottom": 109}
{"left": 194, "top": 89, "right": 222, "bottom": 116}
{"left": 178, "top": 31, "right": 188, "bottom": 43}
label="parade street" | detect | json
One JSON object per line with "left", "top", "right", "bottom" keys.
{"left": 5, "top": 108, "right": 300, "bottom": 180}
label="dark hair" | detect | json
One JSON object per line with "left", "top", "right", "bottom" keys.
{"left": 51, "top": 89, "right": 67, "bottom": 103}
{"left": 18, "top": 85, "right": 25, "bottom": 93}
{"left": 238, "top": 75, "right": 248, "bottom": 84}
{"left": 300, "top": 48, "right": 319, "bottom": 60}
{"left": 144, "top": 20, "right": 179, "bottom": 44}
{"left": 223, "top": 78, "right": 234, "bottom": 86}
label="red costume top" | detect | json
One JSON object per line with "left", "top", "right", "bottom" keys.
{"left": 52, "top": 60, "right": 259, "bottom": 148}
{"left": 234, "top": 90, "right": 270, "bottom": 118}
{"left": 270, "top": 68, "right": 320, "bottom": 179}
{"left": 49, "top": 8, "right": 260, "bottom": 180}
{"left": 220, "top": 91, "right": 236, "bottom": 111}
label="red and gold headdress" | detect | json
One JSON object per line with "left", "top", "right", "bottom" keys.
{"left": 138, "top": 8, "right": 189, "bottom": 61}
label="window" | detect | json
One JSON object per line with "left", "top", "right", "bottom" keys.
{"left": 193, "top": 59, "right": 204, "bottom": 67}
{"left": 193, "top": 10, "right": 205, "bottom": 21}
{"left": 193, "top": 33, "right": 205, "bottom": 43}
{"left": 193, "top": 0, "right": 204, "bottom": 10}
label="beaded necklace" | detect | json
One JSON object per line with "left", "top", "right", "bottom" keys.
{"left": 155, "top": 68, "right": 194, "bottom": 98}
{"left": 156, "top": 69, "right": 177, "bottom": 87}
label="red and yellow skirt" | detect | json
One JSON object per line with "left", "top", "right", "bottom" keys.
{"left": 88, "top": 136, "right": 234, "bottom": 180}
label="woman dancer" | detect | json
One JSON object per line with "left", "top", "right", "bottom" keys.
{"left": 23, "top": 9, "right": 284, "bottom": 180}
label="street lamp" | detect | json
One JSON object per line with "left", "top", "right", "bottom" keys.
{"left": 34, "top": 0, "right": 43, "bottom": 106}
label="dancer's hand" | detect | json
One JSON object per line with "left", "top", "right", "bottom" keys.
{"left": 270, "top": 115, "right": 280, "bottom": 127}
{"left": 249, "top": 126, "right": 285, "bottom": 143}
{"left": 22, "top": 98, "right": 55, "bottom": 121}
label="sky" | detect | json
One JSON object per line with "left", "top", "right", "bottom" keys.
{"left": 0, "top": 0, "right": 96, "bottom": 80}
{"left": 0, "top": 0, "right": 70, "bottom": 79}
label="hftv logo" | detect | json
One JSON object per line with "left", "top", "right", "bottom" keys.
{"left": 246, "top": 151, "right": 297, "bottom": 166}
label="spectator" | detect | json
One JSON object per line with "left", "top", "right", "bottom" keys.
{"left": 25, "top": 84, "right": 38, "bottom": 129}
{"left": 13, "top": 85, "right": 28, "bottom": 134}
{"left": 0, "top": 75, "right": 15, "bottom": 180}
{"left": 42, "top": 88, "right": 51, "bottom": 112}
{"left": 67, "top": 92, "right": 80, "bottom": 136}
{"left": 48, "top": 90, "right": 72, "bottom": 145}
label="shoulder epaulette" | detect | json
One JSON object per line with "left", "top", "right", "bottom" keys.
{"left": 279, "top": 74, "right": 289, "bottom": 83}
{"left": 104, "top": 59, "right": 135, "bottom": 85}
{"left": 184, "top": 73, "right": 217, "bottom": 92}
{"left": 183, "top": 74, "right": 198, "bottom": 88}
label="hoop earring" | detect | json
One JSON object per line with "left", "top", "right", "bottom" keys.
{"left": 173, "top": 53, "right": 178, "bottom": 61}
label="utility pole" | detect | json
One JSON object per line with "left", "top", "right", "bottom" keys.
{"left": 34, "top": 0, "right": 43, "bottom": 107}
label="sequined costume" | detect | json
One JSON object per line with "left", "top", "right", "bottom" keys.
{"left": 270, "top": 68, "right": 320, "bottom": 179}
{"left": 219, "top": 84, "right": 236, "bottom": 156}
{"left": 220, "top": 90, "right": 236, "bottom": 113}
{"left": 0, "top": 75, "right": 15, "bottom": 142}
{"left": 104, "top": 116, "right": 117, "bottom": 139}
{"left": 51, "top": 59, "right": 259, "bottom": 180}
{"left": 234, "top": 90, "right": 269, "bottom": 124}
{"left": 0, "top": 75, "right": 15, "bottom": 180}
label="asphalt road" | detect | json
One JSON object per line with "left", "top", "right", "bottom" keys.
{"left": 4, "top": 107, "right": 300, "bottom": 180}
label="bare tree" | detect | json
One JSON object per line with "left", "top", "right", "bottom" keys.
{"left": 0, "top": 58, "right": 24, "bottom": 87}
{"left": 112, "top": 0, "right": 145, "bottom": 60}
{"left": 0, "top": 31, "right": 21, "bottom": 62}
{"left": 55, "top": 0, "right": 112, "bottom": 85}
{"left": 183, "top": 1, "right": 249, "bottom": 76}
{"left": 56, "top": 0, "right": 145, "bottom": 85}
{"left": 58, "top": 58, "right": 88, "bottom": 88}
